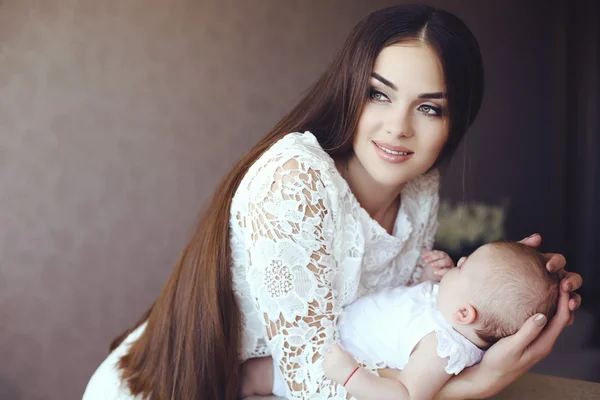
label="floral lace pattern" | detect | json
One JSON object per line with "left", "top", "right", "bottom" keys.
{"left": 230, "top": 132, "right": 440, "bottom": 399}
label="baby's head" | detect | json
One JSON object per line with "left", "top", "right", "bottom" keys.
{"left": 437, "top": 241, "right": 560, "bottom": 347}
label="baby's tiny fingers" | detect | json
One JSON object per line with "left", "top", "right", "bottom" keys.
{"left": 424, "top": 255, "right": 441, "bottom": 263}
{"left": 424, "top": 250, "right": 445, "bottom": 261}
{"left": 429, "top": 259, "right": 453, "bottom": 269}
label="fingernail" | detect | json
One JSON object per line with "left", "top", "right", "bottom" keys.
{"left": 534, "top": 314, "right": 547, "bottom": 326}
{"left": 569, "top": 299, "right": 577, "bottom": 310}
{"left": 528, "top": 233, "right": 538, "bottom": 239}
{"left": 566, "top": 283, "right": 573, "bottom": 291}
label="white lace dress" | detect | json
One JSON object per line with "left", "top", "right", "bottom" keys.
{"left": 338, "top": 281, "right": 484, "bottom": 375}
{"left": 82, "top": 131, "right": 440, "bottom": 400}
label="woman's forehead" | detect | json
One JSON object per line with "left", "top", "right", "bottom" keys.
{"left": 372, "top": 43, "right": 445, "bottom": 92}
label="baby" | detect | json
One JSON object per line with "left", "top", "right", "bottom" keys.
{"left": 240, "top": 241, "right": 559, "bottom": 400}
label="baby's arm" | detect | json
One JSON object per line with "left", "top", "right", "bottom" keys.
{"left": 395, "top": 332, "right": 453, "bottom": 399}
{"left": 324, "top": 333, "right": 451, "bottom": 400}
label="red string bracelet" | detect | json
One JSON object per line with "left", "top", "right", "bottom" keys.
{"left": 343, "top": 366, "right": 360, "bottom": 387}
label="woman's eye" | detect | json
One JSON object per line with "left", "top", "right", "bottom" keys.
{"left": 369, "top": 88, "right": 389, "bottom": 103}
{"left": 418, "top": 104, "right": 442, "bottom": 116}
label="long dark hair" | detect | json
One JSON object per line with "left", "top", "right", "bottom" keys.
{"left": 111, "top": 4, "right": 484, "bottom": 399}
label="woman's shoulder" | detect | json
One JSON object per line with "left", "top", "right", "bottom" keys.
{"left": 238, "top": 131, "right": 341, "bottom": 199}
{"left": 262, "top": 131, "right": 335, "bottom": 170}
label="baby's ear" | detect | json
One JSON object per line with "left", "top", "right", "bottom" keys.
{"left": 453, "top": 304, "right": 477, "bottom": 325}
{"left": 457, "top": 257, "right": 467, "bottom": 268}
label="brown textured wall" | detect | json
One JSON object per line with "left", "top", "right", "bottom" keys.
{"left": 0, "top": 1, "right": 400, "bottom": 398}
{"left": 0, "top": 0, "right": 563, "bottom": 399}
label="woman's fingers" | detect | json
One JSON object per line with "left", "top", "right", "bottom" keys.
{"left": 502, "top": 313, "right": 548, "bottom": 360}
{"left": 524, "top": 289, "right": 571, "bottom": 361}
{"left": 559, "top": 272, "right": 583, "bottom": 292}
{"left": 542, "top": 253, "right": 567, "bottom": 273}
{"left": 429, "top": 259, "right": 453, "bottom": 269}
{"left": 518, "top": 233, "right": 542, "bottom": 248}
{"left": 434, "top": 267, "right": 452, "bottom": 277}
{"left": 568, "top": 292, "right": 582, "bottom": 312}
{"left": 518, "top": 235, "right": 570, "bottom": 274}
{"left": 517, "top": 235, "right": 581, "bottom": 312}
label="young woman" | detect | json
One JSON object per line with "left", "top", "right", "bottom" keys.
{"left": 83, "top": 4, "right": 582, "bottom": 400}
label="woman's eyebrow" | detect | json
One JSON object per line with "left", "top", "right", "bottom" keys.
{"left": 418, "top": 92, "right": 447, "bottom": 99}
{"left": 371, "top": 72, "right": 397, "bottom": 91}
{"left": 372, "top": 73, "right": 447, "bottom": 99}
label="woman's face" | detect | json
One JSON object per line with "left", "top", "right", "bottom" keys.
{"left": 352, "top": 42, "right": 450, "bottom": 188}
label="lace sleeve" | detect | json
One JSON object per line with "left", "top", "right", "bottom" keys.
{"left": 409, "top": 173, "right": 440, "bottom": 285}
{"left": 243, "top": 155, "right": 352, "bottom": 399}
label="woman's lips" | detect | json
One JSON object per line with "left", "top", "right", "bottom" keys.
{"left": 372, "top": 141, "right": 414, "bottom": 163}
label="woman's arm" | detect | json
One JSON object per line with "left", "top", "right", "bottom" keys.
{"left": 433, "top": 234, "right": 582, "bottom": 399}
{"left": 244, "top": 156, "right": 357, "bottom": 399}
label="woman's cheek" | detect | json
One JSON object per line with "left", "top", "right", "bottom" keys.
{"left": 426, "top": 125, "right": 450, "bottom": 156}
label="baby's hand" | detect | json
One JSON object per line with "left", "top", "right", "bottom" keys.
{"left": 323, "top": 344, "right": 359, "bottom": 385}
{"left": 421, "top": 250, "right": 455, "bottom": 282}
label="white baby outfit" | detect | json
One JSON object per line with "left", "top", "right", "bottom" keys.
{"left": 339, "top": 281, "right": 485, "bottom": 374}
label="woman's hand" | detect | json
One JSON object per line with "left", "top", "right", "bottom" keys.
{"left": 436, "top": 233, "right": 583, "bottom": 399}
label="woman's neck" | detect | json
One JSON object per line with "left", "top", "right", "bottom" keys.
{"left": 337, "top": 156, "right": 405, "bottom": 227}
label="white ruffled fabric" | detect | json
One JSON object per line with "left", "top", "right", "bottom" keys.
{"left": 338, "top": 281, "right": 485, "bottom": 376}
{"left": 83, "top": 131, "right": 440, "bottom": 400}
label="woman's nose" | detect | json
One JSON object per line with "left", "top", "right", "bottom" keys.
{"left": 385, "top": 108, "right": 414, "bottom": 138}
